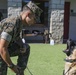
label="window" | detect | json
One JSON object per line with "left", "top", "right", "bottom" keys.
{"left": 33, "top": 1, "right": 49, "bottom": 26}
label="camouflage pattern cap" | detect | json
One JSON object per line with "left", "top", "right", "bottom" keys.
{"left": 26, "top": 1, "right": 43, "bottom": 22}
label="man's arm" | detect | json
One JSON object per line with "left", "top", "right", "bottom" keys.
{"left": 0, "top": 38, "right": 12, "bottom": 65}
{"left": 0, "top": 38, "right": 19, "bottom": 74}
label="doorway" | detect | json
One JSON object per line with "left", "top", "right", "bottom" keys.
{"left": 64, "top": 2, "right": 70, "bottom": 42}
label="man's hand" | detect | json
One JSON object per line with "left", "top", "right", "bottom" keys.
{"left": 20, "top": 48, "right": 26, "bottom": 53}
{"left": 10, "top": 65, "right": 21, "bottom": 74}
{"left": 32, "top": 32, "right": 38, "bottom": 36}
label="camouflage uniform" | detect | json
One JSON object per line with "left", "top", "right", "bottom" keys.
{"left": 0, "top": 15, "right": 30, "bottom": 75}
{"left": 0, "top": 1, "right": 43, "bottom": 75}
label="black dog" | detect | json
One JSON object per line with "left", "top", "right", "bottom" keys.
{"left": 63, "top": 39, "right": 76, "bottom": 56}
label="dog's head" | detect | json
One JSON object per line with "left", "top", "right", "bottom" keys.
{"left": 67, "top": 39, "right": 76, "bottom": 56}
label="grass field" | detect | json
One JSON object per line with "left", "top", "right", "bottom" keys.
{"left": 8, "top": 44, "right": 66, "bottom": 75}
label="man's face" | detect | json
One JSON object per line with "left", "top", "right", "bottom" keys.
{"left": 24, "top": 11, "right": 36, "bottom": 26}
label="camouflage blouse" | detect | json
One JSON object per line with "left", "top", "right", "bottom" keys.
{"left": 0, "top": 15, "right": 23, "bottom": 43}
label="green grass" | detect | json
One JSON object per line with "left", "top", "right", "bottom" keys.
{"left": 8, "top": 44, "right": 66, "bottom": 75}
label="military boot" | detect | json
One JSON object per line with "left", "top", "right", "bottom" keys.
{"left": 16, "top": 69, "right": 24, "bottom": 75}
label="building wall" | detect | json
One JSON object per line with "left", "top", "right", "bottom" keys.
{"left": 65, "top": 0, "right": 76, "bottom": 40}
{"left": 7, "top": 0, "right": 65, "bottom": 43}
{"left": 0, "top": 0, "right": 7, "bottom": 9}
{"left": 48, "top": 0, "right": 64, "bottom": 43}
{"left": 66, "top": 0, "right": 76, "bottom": 12}
{"left": 70, "top": 1, "right": 76, "bottom": 12}
{"left": 8, "top": 0, "right": 22, "bottom": 17}
{"left": 0, "top": 0, "right": 7, "bottom": 18}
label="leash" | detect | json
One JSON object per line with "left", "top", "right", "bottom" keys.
{"left": 26, "top": 66, "right": 34, "bottom": 75}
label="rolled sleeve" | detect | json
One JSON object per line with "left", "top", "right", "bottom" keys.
{"left": 0, "top": 32, "right": 12, "bottom": 42}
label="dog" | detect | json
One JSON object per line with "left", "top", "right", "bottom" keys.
{"left": 63, "top": 39, "right": 76, "bottom": 75}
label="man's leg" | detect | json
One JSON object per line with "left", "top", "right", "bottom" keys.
{"left": 8, "top": 43, "right": 30, "bottom": 75}
{"left": 17, "top": 43, "right": 30, "bottom": 75}
{"left": 8, "top": 41, "right": 30, "bottom": 75}
{"left": 0, "top": 57, "right": 7, "bottom": 75}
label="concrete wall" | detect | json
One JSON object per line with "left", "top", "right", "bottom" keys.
{"left": 49, "top": 0, "right": 64, "bottom": 43}
{"left": 8, "top": 0, "right": 22, "bottom": 17}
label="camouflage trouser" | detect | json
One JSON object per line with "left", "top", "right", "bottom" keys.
{"left": 0, "top": 43, "right": 30, "bottom": 75}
